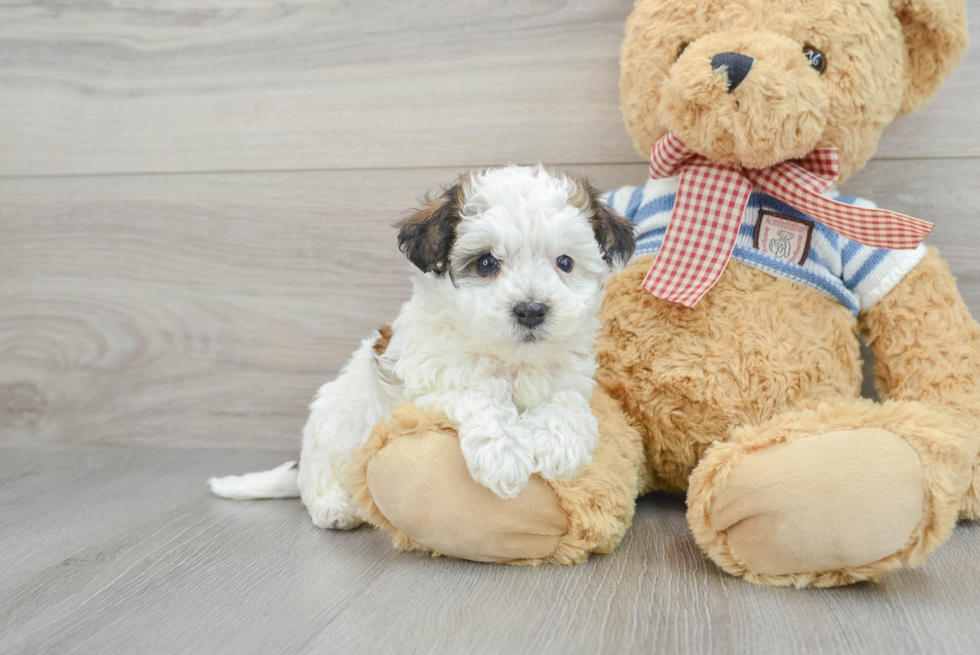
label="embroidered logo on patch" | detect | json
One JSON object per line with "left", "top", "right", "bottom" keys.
{"left": 754, "top": 211, "right": 814, "bottom": 265}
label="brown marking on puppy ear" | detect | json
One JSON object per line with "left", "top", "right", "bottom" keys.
{"left": 570, "top": 177, "right": 637, "bottom": 267}
{"left": 891, "top": 0, "right": 969, "bottom": 113}
{"left": 396, "top": 178, "right": 468, "bottom": 275}
{"left": 372, "top": 324, "right": 393, "bottom": 357}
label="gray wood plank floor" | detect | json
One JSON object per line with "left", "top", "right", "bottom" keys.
{"left": 3, "top": 443, "right": 980, "bottom": 655}
{"left": 3, "top": 0, "right": 980, "bottom": 653}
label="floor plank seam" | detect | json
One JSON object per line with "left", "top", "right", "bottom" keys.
{"left": 1, "top": 155, "right": 976, "bottom": 182}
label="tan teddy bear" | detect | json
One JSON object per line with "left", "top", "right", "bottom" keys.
{"left": 350, "top": 0, "right": 980, "bottom": 587}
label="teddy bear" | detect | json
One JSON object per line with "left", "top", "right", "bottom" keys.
{"left": 346, "top": 0, "right": 980, "bottom": 587}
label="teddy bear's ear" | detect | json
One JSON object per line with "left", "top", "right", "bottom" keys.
{"left": 891, "top": 0, "right": 969, "bottom": 113}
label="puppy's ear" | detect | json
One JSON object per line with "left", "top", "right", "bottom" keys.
{"left": 571, "top": 178, "right": 637, "bottom": 268}
{"left": 396, "top": 182, "right": 465, "bottom": 275}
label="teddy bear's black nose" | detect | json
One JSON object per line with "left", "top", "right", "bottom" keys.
{"left": 711, "top": 52, "right": 755, "bottom": 92}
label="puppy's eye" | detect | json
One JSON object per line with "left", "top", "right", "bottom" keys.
{"left": 556, "top": 255, "right": 574, "bottom": 273}
{"left": 475, "top": 253, "right": 499, "bottom": 277}
{"left": 676, "top": 42, "right": 690, "bottom": 61}
{"left": 803, "top": 46, "right": 826, "bottom": 74}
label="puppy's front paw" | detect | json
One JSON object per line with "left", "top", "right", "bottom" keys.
{"left": 474, "top": 452, "right": 535, "bottom": 499}
{"left": 534, "top": 439, "right": 593, "bottom": 481}
{"left": 462, "top": 425, "right": 535, "bottom": 499}
{"left": 527, "top": 411, "right": 598, "bottom": 481}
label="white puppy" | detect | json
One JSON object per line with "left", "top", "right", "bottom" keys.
{"left": 209, "top": 166, "right": 635, "bottom": 530}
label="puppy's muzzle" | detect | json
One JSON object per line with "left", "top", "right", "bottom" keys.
{"left": 513, "top": 301, "right": 548, "bottom": 329}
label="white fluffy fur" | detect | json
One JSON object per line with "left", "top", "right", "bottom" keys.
{"left": 207, "top": 460, "right": 298, "bottom": 500}
{"left": 210, "top": 166, "right": 620, "bottom": 530}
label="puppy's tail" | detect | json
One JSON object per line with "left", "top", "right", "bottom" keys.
{"left": 208, "top": 460, "right": 300, "bottom": 500}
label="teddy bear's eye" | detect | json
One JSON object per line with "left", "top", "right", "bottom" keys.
{"left": 803, "top": 46, "right": 826, "bottom": 74}
{"left": 677, "top": 42, "right": 690, "bottom": 60}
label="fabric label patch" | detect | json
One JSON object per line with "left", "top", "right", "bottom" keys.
{"left": 753, "top": 211, "right": 813, "bottom": 265}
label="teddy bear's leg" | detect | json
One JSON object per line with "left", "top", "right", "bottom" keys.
{"left": 346, "top": 389, "right": 646, "bottom": 564}
{"left": 687, "top": 398, "right": 975, "bottom": 587}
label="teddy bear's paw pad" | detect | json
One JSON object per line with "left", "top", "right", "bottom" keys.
{"left": 709, "top": 428, "right": 925, "bottom": 576}
{"left": 308, "top": 488, "right": 364, "bottom": 531}
{"left": 365, "top": 429, "right": 567, "bottom": 562}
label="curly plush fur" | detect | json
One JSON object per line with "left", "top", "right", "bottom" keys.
{"left": 597, "top": 255, "right": 863, "bottom": 493}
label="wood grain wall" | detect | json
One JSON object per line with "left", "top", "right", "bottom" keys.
{"left": 2, "top": 0, "right": 978, "bottom": 450}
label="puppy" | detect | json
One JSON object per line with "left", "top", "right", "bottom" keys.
{"left": 209, "top": 166, "right": 636, "bottom": 530}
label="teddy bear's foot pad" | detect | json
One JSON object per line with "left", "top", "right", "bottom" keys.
{"left": 708, "top": 428, "right": 924, "bottom": 577}
{"left": 366, "top": 429, "right": 568, "bottom": 562}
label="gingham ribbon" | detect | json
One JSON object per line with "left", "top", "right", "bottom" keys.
{"left": 642, "top": 132, "right": 934, "bottom": 307}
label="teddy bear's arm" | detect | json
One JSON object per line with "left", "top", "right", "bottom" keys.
{"left": 860, "top": 248, "right": 980, "bottom": 517}
{"left": 861, "top": 248, "right": 980, "bottom": 425}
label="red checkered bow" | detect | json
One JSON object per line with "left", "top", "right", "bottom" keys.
{"left": 642, "top": 132, "right": 934, "bottom": 307}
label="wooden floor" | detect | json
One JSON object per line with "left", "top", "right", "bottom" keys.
{"left": 2, "top": 1, "right": 980, "bottom": 653}
{"left": 3, "top": 446, "right": 980, "bottom": 655}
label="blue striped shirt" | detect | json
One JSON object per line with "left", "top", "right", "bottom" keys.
{"left": 603, "top": 176, "right": 927, "bottom": 315}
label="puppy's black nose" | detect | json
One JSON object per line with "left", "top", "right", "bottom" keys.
{"left": 513, "top": 302, "right": 548, "bottom": 329}
{"left": 711, "top": 52, "right": 754, "bottom": 92}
